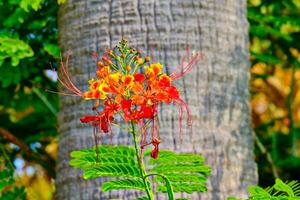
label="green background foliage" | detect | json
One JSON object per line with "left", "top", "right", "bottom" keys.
{"left": 248, "top": 0, "right": 300, "bottom": 187}
{"left": 0, "top": 0, "right": 63, "bottom": 199}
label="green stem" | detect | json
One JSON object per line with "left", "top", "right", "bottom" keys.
{"left": 144, "top": 173, "right": 175, "bottom": 200}
{"left": 131, "top": 121, "right": 154, "bottom": 200}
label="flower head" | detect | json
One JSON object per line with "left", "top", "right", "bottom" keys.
{"left": 59, "top": 40, "right": 201, "bottom": 159}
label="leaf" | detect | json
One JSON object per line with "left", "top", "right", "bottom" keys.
{"left": 70, "top": 146, "right": 211, "bottom": 196}
{"left": 0, "top": 36, "right": 34, "bottom": 67}
{"left": 82, "top": 163, "right": 140, "bottom": 180}
{"left": 154, "top": 173, "right": 206, "bottom": 184}
{"left": 101, "top": 179, "right": 146, "bottom": 192}
{"left": 250, "top": 52, "right": 281, "bottom": 65}
{"left": 70, "top": 146, "right": 136, "bottom": 169}
{"left": 148, "top": 150, "right": 205, "bottom": 164}
{"left": 248, "top": 185, "right": 271, "bottom": 197}
{"left": 0, "top": 66, "right": 22, "bottom": 87}
{"left": 145, "top": 150, "right": 211, "bottom": 194}
{"left": 150, "top": 164, "right": 211, "bottom": 175}
{"left": 274, "top": 178, "right": 294, "bottom": 197}
{"left": 70, "top": 145, "right": 140, "bottom": 180}
{"left": 19, "top": 0, "right": 45, "bottom": 12}
{"left": 57, "top": 0, "right": 67, "bottom": 4}
{"left": 250, "top": 25, "right": 293, "bottom": 41}
{"left": 286, "top": 181, "right": 300, "bottom": 197}
{"left": 43, "top": 44, "right": 60, "bottom": 59}
{"left": 158, "top": 183, "right": 207, "bottom": 194}
{"left": 3, "top": 8, "right": 27, "bottom": 28}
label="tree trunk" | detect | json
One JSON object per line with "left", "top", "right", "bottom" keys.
{"left": 56, "top": 0, "right": 257, "bottom": 199}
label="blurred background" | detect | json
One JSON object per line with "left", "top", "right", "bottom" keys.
{"left": 0, "top": 0, "right": 300, "bottom": 199}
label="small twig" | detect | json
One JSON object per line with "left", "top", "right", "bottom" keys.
{"left": 252, "top": 131, "right": 279, "bottom": 178}
{"left": 32, "top": 87, "right": 57, "bottom": 116}
{"left": 0, "top": 127, "right": 55, "bottom": 178}
{"left": 0, "top": 128, "right": 32, "bottom": 156}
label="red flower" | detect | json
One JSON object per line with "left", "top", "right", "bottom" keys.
{"left": 134, "top": 73, "right": 145, "bottom": 83}
{"left": 150, "top": 137, "right": 160, "bottom": 159}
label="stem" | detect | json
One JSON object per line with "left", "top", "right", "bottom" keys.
{"left": 131, "top": 121, "right": 154, "bottom": 200}
{"left": 144, "top": 173, "right": 175, "bottom": 200}
{"left": 253, "top": 131, "right": 279, "bottom": 178}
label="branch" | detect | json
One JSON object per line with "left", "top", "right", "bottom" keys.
{"left": 252, "top": 131, "right": 279, "bottom": 179}
{"left": 0, "top": 127, "right": 55, "bottom": 178}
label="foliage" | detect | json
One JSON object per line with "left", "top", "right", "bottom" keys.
{"left": 0, "top": 36, "right": 33, "bottom": 66}
{"left": 0, "top": 0, "right": 62, "bottom": 199}
{"left": 228, "top": 178, "right": 300, "bottom": 200}
{"left": 0, "top": 168, "right": 26, "bottom": 200}
{"left": 0, "top": 149, "right": 26, "bottom": 200}
{"left": 70, "top": 145, "right": 211, "bottom": 199}
{"left": 248, "top": 0, "right": 300, "bottom": 186}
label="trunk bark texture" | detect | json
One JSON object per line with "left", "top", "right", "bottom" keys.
{"left": 56, "top": 0, "right": 257, "bottom": 199}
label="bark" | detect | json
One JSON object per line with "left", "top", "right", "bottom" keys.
{"left": 56, "top": 0, "right": 258, "bottom": 199}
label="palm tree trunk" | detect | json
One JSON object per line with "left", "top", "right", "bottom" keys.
{"left": 56, "top": 0, "right": 257, "bottom": 199}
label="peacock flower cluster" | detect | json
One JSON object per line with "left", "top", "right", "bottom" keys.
{"left": 59, "top": 40, "right": 202, "bottom": 159}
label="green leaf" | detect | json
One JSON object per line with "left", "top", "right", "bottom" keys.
{"left": 148, "top": 150, "right": 205, "bottom": 164}
{"left": 19, "top": 0, "right": 45, "bottom": 12}
{"left": 248, "top": 185, "right": 271, "bottom": 197}
{"left": 158, "top": 183, "right": 207, "bottom": 194}
{"left": 3, "top": 8, "right": 27, "bottom": 28}
{"left": 70, "top": 146, "right": 140, "bottom": 181}
{"left": 150, "top": 164, "right": 211, "bottom": 175}
{"left": 101, "top": 179, "right": 146, "bottom": 192}
{"left": 44, "top": 44, "right": 60, "bottom": 59}
{"left": 250, "top": 52, "right": 281, "bottom": 65}
{"left": 70, "top": 146, "right": 136, "bottom": 169}
{"left": 145, "top": 150, "right": 211, "bottom": 194}
{"left": 155, "top": 173, "right": 206, "bottom": 184}
{"left": 70, "top": 146, "right": 211, "bottom": 196}
{"left": 0, "top": 36, "right": 34, "bottom": 67}
{"left": 0, "top": 66, "right": 22, "bottom": 87}
{"left": 250, "top": 25, "right": 293, "bottom": 41}
{"left": 57, "top": 0, "right": 67, "bottom": 4}
{"left": 274, "top": 178, "right": 294, "bottom": 197}
{"left": 82, "top": 163, "right": 140, "bottom": 179}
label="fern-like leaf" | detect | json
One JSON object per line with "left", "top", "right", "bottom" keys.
{"left": 151, "top": 164, "right": 210, "bottom": 175}
{"left": 145, "top": 150, "right": 211, "bottom": 194}
{"left": 102, "top": 179, "right": 146, "bottom": 192}
{"left": 82, "top": 163, "right": 141, "bottom": 179}
{"left": 70, "top": 146, "right": 211, "bottom": 196}
{"left": 231, "top": 179, "right": 300, "bottom": 200}
{"left": 158, "top": 183, "right": 207, "bottom": 194}
{"left": 70, "top": 145, "right": 140, "bottom": 180}
{"left": 148, "top": 150, "right": 205, "bottom": 164}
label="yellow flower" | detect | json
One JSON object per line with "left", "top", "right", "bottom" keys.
{"left": 137, "top": 58, "right": 144, "bottom": 65}
{"left": 109, "top": 72, "right": 121, "bottom": 84}
{"left": 150, "top": 63, "right": 163, "bottom": 75}
{"left": 121, "top": 74, "right": 134, "bottom": 86}
{"left": 144, "top": 65, "right": 154, "bottom": 77}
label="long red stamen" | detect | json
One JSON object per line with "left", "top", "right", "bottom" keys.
{"left": 175, "top": 98, "right": 193, "bottom": 141}
{"left": 175, "top": 101, "right": 183, "bottom": 143}
{"left": 170, "top": 52, "right": 202, "bottom": 80}
{"left": 59, "top": 56, "right": 84, "bottom": 96}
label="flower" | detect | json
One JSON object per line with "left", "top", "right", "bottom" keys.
{"left": 58, "top": 40, "right": 201, "bottom": 159}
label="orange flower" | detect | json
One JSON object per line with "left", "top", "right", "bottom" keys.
{"left": 58, "top": 40, "right": 201, "bottom": 159}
